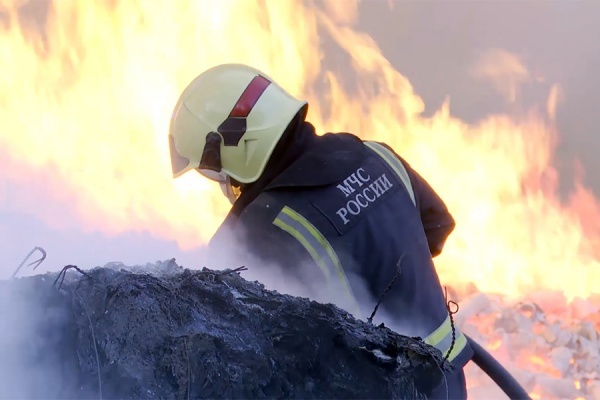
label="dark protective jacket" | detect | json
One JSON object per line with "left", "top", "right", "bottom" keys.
{"left": 208, "top": 131, "right": 473, "bottom": 397}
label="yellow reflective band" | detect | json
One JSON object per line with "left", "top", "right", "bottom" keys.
{"left": 445, "top": 331, "right": 468, "bottom": 362}
{"left": 424, "top": 315, "right": 451, "bottom": 347}
{"left": 273, "top": 208, "right": 332, "bottom": 282}
{"left": 273, "top": 206, "right": 360, "bottom": 315}
{"left": 364, "top": 141, "right": 416, "bottom": 206}
{"left": 423, "top": 315, "right": 468, "bottom": 362}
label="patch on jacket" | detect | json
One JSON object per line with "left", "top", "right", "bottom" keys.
{"left": 311, "top": 157, "right": 399, "bottom": 234}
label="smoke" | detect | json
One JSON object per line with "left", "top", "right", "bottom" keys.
{"left": 469, "top": 48, "right": 538, "bottom": 104}
{"left": 0, "top": 275, "right": 77, "bottom": 399}
{"left": 202, "top": 222, "right": 322, "bottom": 300}
{"left": 203, "top": 219, "right": 417, "bottom": 337}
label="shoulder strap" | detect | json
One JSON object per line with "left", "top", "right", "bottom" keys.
{"left": 363, "top": 141, "right": 416, "bottom": 207}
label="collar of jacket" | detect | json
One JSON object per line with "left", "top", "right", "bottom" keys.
{"left": 212, "top": 130, "right": 369, "bottom": 238}
{"left": 264, "top": 131, "right": 368, "bottom": 190}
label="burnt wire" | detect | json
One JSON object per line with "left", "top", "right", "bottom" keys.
{"left": 430, "top": 287, "right": 459, "bottom": 400}
{"left": 11, "top": 246, "right": 46, "bottom": 279}
{"left": 219, "top": 265, "right": 248, "bottom": 275}
{"left": 442, "top": 286, "right": 459, "bottom": 364}
{"left": 53, "top": 264, "right": 90, "bottom": 290}
{"left": 367, "top": 255, "right": 404, "bottom": 324}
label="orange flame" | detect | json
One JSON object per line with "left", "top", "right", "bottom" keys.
{"left": 1, "top": 0, "right": 599, "bottom": 300}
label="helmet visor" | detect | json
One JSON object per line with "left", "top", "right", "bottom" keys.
{"left": 196, "top": 168, "right": 226, "bottom": 182}
{"left": 169, "top": 134, "right": 191, "bottom": 177}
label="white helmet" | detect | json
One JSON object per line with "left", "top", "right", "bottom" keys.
{"left": 168, "top": 63, "right": 307, "bottom": 203}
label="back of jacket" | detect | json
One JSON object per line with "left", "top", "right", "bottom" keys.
{"left": 208, "top": 132, "right": 473, "bottom": 374}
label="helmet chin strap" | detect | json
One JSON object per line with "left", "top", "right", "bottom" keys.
{"left": 196, "top": 132, "right": 242, "bottom": 204}
{"left": 219, "top": 176, "right": 241, "bottom": 205}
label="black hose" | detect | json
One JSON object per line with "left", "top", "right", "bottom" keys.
{"left": 466, "top": 335, "right": 532, "bottom": 400}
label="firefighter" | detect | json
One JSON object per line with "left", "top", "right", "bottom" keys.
{"left": 168, "top": 63, "right": 474, "bottom": 399}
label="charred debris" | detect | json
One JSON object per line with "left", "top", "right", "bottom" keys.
{"left": 0, "top": 255, "right": 450, "bottom": 399}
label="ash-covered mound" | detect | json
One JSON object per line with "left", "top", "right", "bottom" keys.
{"left": 0, "top": 259, "right": 449, "bottom": 399}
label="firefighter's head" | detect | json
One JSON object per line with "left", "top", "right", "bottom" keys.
{"left": 168, "top": 63, "right": 308, "bottom": 204}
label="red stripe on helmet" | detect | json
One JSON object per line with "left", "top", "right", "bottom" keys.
{"left": 228, "top": 75, "right": 271, "bottom": 118}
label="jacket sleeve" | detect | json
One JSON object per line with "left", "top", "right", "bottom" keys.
{"left": 379, "top": 143, "right": 456, "bottom": 257}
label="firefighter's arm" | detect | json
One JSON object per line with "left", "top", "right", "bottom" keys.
{"left": 378, "top": 143, "right": 456, "bottom": 257}
{"left": 404, "top": 163, "right": 455, "bottom": 257}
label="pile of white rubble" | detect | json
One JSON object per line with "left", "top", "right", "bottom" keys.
{"left": 454, "top": 289, "right": 600, "bottom": 400}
